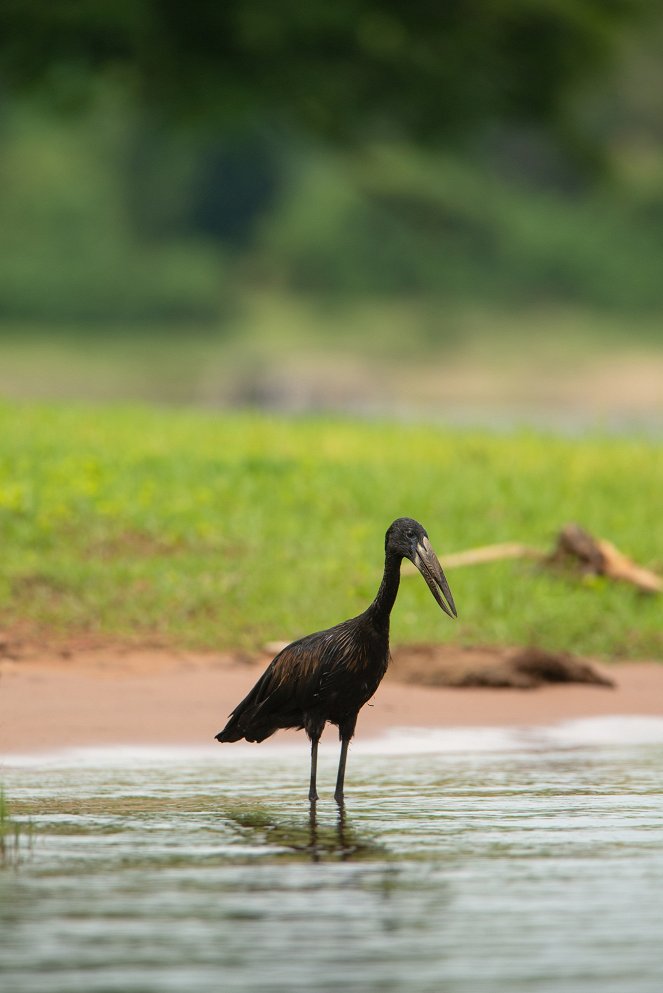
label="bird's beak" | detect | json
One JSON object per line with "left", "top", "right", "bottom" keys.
{"left": 412, "top": 536, "right": 457, "bottom": 618}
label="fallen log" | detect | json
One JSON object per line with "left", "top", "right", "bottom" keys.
{"left": 400, "top": 523, "right": 661, "bottom": 594}
{"left": 439, "top": 542, "right": 540, "bottom": 568}
{"left": 548, "top": 523, "right": 662, "bottom": 594}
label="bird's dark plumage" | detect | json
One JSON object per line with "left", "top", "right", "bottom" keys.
{"left": 215, "top": 517, "right": 456, "bottom": 801}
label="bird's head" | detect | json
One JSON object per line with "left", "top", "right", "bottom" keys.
{"left": 385, "top": 517, "right": 457, "bottom": 619}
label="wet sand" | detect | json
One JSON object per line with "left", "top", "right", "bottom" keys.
{"left": 1, "top": 648, "right": 661, "bottom": 756}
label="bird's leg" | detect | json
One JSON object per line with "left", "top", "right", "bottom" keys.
{"left": 306, "top": 718, "right": 325, "bottom": 802}
{"left": 309, "top": 734, "right": 320, "bottom": 803}
{"left": 335, "top": 715, "right": 357, "bottom": 803}
{"left": 334, "top": 738, "right": 350, "bottom": 803}
{"left": 334, "top": 719, "right": 356, "bottom": 802}
{"left": 335, "top": 725, "right": 357, "bottom": 803}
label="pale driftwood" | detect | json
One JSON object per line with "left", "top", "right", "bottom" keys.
{"left": 401, "top": 523, "right": 661, "bottom": 594}
{"left": 401, "top": 543, "right": 539, "bottom": 577}
{"left": 596, "top": 538, "right": 663, "bottom": 593}
{"left": 549, "top": 523, "right": 662, "bottom": 594}
{"left": 441, "top": 543, "right": 541, "bottom": 568}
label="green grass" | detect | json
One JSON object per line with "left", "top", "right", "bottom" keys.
{"left": 0, "top": 402, "right": 661, "bottom": 659}
{"left": 0, "top": 789, "right": 32, "bottom": 867}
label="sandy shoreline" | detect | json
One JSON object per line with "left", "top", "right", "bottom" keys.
{"left": 1, "top": 647, "right": 662, "bottom": 756}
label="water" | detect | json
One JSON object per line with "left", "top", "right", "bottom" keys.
{"left": 1, "top": 719, "right": 663, "bottom": 993}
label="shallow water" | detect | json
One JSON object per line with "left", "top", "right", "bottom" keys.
{"left": 2, "top": 719, "right": 663, "bottom": 993}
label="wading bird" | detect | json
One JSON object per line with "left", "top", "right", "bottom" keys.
{"left": 215, "top": 518, "right": 456, "bottom": 802}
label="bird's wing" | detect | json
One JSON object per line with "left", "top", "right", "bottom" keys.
{"left": 216, "top": 627, "right": 347, "bottom": 741}
{"left": 217, "top": 616, "right": 373, "bottom": 742}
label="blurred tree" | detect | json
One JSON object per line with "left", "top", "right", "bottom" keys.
{"left": 0, "top": 1, "right": 644, "bottom": 151}
{"left": 2, "top": 1, "right": 661, "bottom": 327}
{"left": 124, "top": 116, "right": 283, "bottom": 248}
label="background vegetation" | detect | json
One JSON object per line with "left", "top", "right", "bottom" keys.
{"left": 0, "top": 3, "right": 662, "bottom": 352}
{"left": 1, "top": 403, "right": 660, "bottom": 659}
{"left": 0, "top": 5, "right": 661, "bottom": 657}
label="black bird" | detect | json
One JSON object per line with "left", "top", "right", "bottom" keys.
{"left": 215, "top": 517, "right": 457, "bottom": 802}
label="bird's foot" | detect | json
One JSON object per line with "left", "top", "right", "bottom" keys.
{"left": 309, "top": 790, "right": 319, "bottom": 803}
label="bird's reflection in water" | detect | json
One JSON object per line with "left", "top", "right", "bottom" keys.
{"left": 224, "top": 801, "right": 382, "bottom": 862}
{"left": 307, "top": 800, "right": 357, "bottom": 862}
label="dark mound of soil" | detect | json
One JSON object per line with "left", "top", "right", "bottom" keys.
{"left": 389, "top": 644, "right": 615, "bottom": 690}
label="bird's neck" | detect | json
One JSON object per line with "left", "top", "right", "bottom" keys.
{"left": 366, "top": 551, "right": 402, "bottom": 628}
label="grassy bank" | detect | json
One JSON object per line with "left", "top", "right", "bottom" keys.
{"left": 0, "top": 403, "right": 661, "bottom": 658}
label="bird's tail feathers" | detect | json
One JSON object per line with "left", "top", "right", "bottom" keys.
{"left": 214, "top": 727, "right": 243, "bottom": 743}
{"left": 215, "top": 709, "right": 277, "bottom": 743}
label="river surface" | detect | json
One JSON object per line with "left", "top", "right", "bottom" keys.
{"left": 1, "top": 718, "right": 662, "bottom": 993}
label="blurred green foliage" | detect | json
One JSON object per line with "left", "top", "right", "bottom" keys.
{"left": 0, "top": 3, "right": 662, "bottom": 333}
{"left": 0, "top": 95, "right": 227, "bottom": 323}
{"left": 259, "top": 145, "right": 663, "bottom": 313}
{"left": 0, "top": 1, "right": 640, "bottom": 143}
{"left": 2, "top": 87, "right": 663, "bottom": 329}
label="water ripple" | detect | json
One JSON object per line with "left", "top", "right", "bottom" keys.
{"left": 2, "top": 720, "right": 663, "bottom": 993}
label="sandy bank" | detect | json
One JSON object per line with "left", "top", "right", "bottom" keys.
{"left": 1, "top": 646, "right": 661, "bottom": 756}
